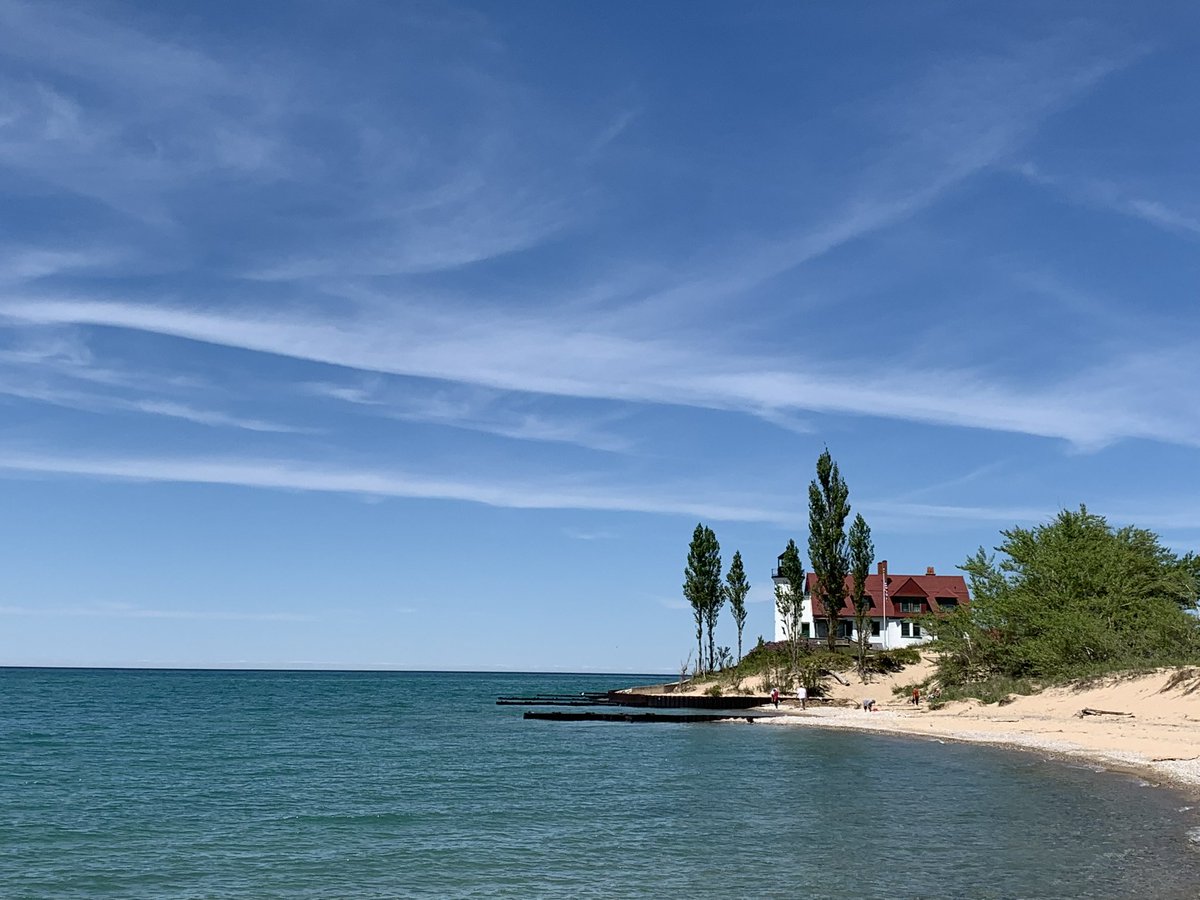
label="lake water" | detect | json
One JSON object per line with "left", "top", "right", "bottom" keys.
{"left": 2, "top": 668, "right": 1199, "bottom": 898}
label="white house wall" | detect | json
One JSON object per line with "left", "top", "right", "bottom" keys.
{"left": 772, "top": 585, "right": 930, "bottom": 648}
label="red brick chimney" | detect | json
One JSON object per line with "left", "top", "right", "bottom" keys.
{"left": 877, "top": 560, "right": 887, "bottom": 576}
{"left": 926, "top": 566, "right": 936, "bottom": 575}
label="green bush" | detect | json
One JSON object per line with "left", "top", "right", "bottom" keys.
{"left": 926, "top": 506, "right": 1200, "bottom": 699}
{"left": 738, "top": 640, "right": 789, "bottom": 674}
{"left": 868, "top": 647, "right": 921, "bottom": 673}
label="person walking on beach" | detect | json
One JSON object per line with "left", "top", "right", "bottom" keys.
{"left": 862, "top": 698, "right": 876, "bottom": 712}
{"left": 796, "top": 684, "right": 807, "bottom": 710}
{"left": 770, "top": 687, "right": 779, "bottom": 708}
{"left": 911, "top": 687, "right": 920, "bottom": 706}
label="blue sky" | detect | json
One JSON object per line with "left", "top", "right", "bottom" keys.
{"left": 1, "top": 1, "right": 1198, "bottom": 671}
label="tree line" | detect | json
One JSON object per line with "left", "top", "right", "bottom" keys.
{"left": 683, "top": 449, "right": 877, "bottom": 676}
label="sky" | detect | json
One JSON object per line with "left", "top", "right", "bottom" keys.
{"left": 1, "top": 1, "right": 1198, "bottom": 671}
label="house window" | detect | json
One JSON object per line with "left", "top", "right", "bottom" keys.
{"left": 815, "top": 622, "right": 828, "bottom": 639}
{"left": 937, "top": 597, "right": 957, "bottom": 610}
{"left": 800, "top": 623, "right": 811, "bottom": 638}
{"left": 870, "top": 620, "right": 881, "bottom": 636}
{"left": 897, "top": 599, "right": 924, "bottom": 613}
{"left": 901, "top": 622, "right": 924, "bottom": 638}
{"left": 839, "top": 621, "right": 853, "bottom": 639}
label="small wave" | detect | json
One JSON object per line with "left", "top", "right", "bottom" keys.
{"left": 1187, "top": 826, "right": 1200, "bottom": 849}
{"left": 1177, "top": 805, "right": 1193, "bottom": 813}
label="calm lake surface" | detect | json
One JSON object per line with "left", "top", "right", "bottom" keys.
{"left": 2, "top": 668, "right": 1199, "bottom": 898}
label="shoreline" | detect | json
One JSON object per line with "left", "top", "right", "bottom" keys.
{"left": 746, "top": 705, "right": 1200, "bottom": 799}
{"left": 653, "top": 661, "right": 1200, "bottom": 799}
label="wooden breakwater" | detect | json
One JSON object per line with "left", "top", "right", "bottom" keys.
{"left": 497, "top": 690, "right": 765, "bottom": 711}
{"left": 524, "top": 711, "right": 766, "bottom": 723}
{"left": 495, "top": 692, "right": 613, "bottom": 707}
{"left": 608, "top": 692, "right": 763, "bottom": 709}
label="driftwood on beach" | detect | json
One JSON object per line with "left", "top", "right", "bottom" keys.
{"left": 1076, "top": 708, "right": 1135, "bottom": 718}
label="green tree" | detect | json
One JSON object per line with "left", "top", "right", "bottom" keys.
{"left": 774, "top": 539, "right": 807, "bottom": 677}
{"left": 928, "top": 505, "right": 1200, "bottom": 688}
{"left": 808, "top": 449, "right": 851, "bottom": 653}
{"left": 684, "top": 523, "right": 723, "bottom": 673}
{"left": 725, "top": 550, "right": 751, "bottom": 664}
{"left": 848, "top": 513, "right": 875, "bottom": 676}
{"left": 702, "top": 526, "right": 724, "bottom": 672}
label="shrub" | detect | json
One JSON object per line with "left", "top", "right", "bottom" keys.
{"left": 926, "top": 507, "right": 1200, "bottom": 692}
{"left": 868, "top": 647, "right": 921, "bottom": 673}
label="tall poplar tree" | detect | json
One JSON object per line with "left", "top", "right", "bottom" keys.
{"left": 774, "top": 539, "right": 806, "bottom": 677}
{"left": 702, "top": 526, "right": 724, "bottom": 673}
{"left": 808, "top": 449, "right": 851, "bottom": 653}
{"left": 684, "top": 523, "right": 722, "bottom": 673}
{"left": 725, "top": 551, "right": 750, "bottom": 663}
{"left": 848, "top": 513, "right": 875, "bottom": 675}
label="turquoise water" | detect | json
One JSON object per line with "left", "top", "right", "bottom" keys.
{"left": 3, "top": 669, "right": 1199, "bottom": 899}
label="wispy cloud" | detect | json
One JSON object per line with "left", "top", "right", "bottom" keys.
{"left": 129, "top": 399, "right": 311, "bottom": 433}
{"left": 0, "top": 245, "right": 122, "bottom": 283}
{"left": 0, "top": 373, "right": 308, "bottom": 434}
{"left": 6, "top": 447, "right": 1182, "bottom": 534}
{"left": 0, "top": 0, "right": 575, "bottom": 274}
{"left": 1016, "top": 163, "right": 1200, "bottom": 240}
{"left": 301, "top": 380, "right": 385, "bottom": 406}
{"left": 583, "top": 106, "right": 642, "bottom": 160}
{"left": 302, "top": 378, "right": 633, "bottom": 452}
{"left": 0, "top": 2, "right": 285, "bottom": 221}
{"left": 0, "top": 326, "right": 310, "bottom": 432}
{"left": 0, "top": 450, "right": 790, "bottom": 523}
{"left": 0, "top": 25, "right": 1165, "bottom": 453}
{"left": 858, "top": 500, "right": 1054, "bottom": 525}
{"left": 1125, "top": 198, "right": 1200, "bottom": 238}
{"left": 0, "top": 601, "right": 313, "bottom": 622}
{"left": 611, "top": 29, "right": 1139, "bottom": 327}
{"left": 883, "top": 461, "right": 1012, "bottom": 505}
{"left": 7, "top": 294, "right": 1198, "bottom": 450}
{"left": 381, "top": 390, "right": 633, "bottom": 453}
{"left": 564, "top": 527, "right": 618, "bottom": 541}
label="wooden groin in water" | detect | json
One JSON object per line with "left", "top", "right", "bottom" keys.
{"left": 497, "top": 690, "right": 765, "bottom": 711}
{"left": 495, "top": 692, "right": 613, "bottom": 707}
{"left": 607, "top": 691, "right": 762, "bottom": 710}
{"left": 524, "top": 711, "right": 766, "bottom": 723}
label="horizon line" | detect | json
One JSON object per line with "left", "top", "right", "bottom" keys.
{"left": 0, "top": 664, "right": 677, "bottom": 677}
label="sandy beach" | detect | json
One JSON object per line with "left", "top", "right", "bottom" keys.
{"left": 679, "top": 660, "right": 1200, "bottom": 792}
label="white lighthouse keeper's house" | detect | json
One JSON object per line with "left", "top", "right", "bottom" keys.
{"left": 773, "top": 559, "right": 969, "bottom": 649}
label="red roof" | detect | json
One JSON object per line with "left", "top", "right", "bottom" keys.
{"left": 804, "top": 571, "right": 969, "bottom": 617}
